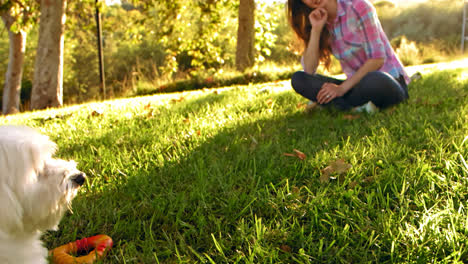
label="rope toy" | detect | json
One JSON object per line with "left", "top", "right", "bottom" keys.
{"left": 50, "top": 234, "right": 113, "bottom": 264}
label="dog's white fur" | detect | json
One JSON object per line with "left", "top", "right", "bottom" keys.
{"left": 0, "top": 125, "right": 86, "bottom": 264}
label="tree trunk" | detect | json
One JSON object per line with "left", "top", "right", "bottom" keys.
{"left": 31, "top": 0, "right": 67, "bottom": 110}
{"left": 235, "top": 0, "right": 255, "bottom": 72}
{"left": 1, "top": 12, "right": 27, "bottom": 115}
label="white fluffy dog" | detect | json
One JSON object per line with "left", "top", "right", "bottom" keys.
{"left": 0, "top": 125, "right": 86, "bottom": 264}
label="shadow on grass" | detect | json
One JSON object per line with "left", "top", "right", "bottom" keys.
{"left": 44, "top": 69, "right": 468, "bottom": 263}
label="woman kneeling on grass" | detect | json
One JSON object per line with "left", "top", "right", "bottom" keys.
{"left": 287, "top": 0, "right": 410, "bottom": 113}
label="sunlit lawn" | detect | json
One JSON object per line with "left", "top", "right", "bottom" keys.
{"left": 1, "top": 59, "right": 467, "bottom": 263}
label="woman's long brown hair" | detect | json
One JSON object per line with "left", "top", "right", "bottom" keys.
{"left": 287, "top": 0, "right": 332, "bottom": 69}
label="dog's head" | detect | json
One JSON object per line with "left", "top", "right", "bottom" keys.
{"left": 0, "top": 125, "right": 86, "bottom": 235}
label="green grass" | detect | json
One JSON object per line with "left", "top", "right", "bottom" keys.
{"left": 1, "top": 60, "right": 467, "bottom": 263}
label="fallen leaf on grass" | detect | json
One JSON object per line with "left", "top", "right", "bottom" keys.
{"left": 144, "top": 103, "right": 152, "bottom": 110}
{"left": 91, "top": 109, "right": 104, "bottom": 116}
{"left": 320, "top": 159, "right": 352, "bottom": 183}
{"left": 265, "top": 98, "right": 273, "bottom": 106}
{"left": 291, "top": 186, "right": 300, "bottom": 195}
{"left": 362, "top": 176, "right": 375, "bottom": 183}
{"left": 183, "top": 118, "right": 190, "bottom": 124}
{"left": 342, "top": 114, "right": 360, "bottom": 120}
{"left": 283, "top": 149, "right": 307, "bottom": 160}
{"left": 279, "top": 245, "right": 292, "bottom": 252}
{"left": 296, "top": 102, "right": 306, "bottom": 109}
{"left": 170, "top": 97, "right": 185, "bottom": 103}
{"left": 348, "top": 181, "right": 359, "bottom": 189}
{"left": 293, "top": 149, "right": 306, "bottom": 160}
{"left": 205, "top": 76, "right": 214, "bottom": 84}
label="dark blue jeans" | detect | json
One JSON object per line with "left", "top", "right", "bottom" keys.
{"left": 291, "top": 71, "right": 409, "bottom": 110}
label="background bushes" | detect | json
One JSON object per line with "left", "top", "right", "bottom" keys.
{"left": 0, "top": 0, "right": 464, "bottom": 105}
{"left": 377, "top": 0, "right": 462, "bottom": 64}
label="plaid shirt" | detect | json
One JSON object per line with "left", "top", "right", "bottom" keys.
{"left": 327, "top": 0, "right": 410, "bottom": 84}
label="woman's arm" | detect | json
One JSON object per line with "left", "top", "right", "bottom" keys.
{"left": 339, "top": 57, "right": 384, "bottom": 93}
{"left": 302, "top": 8, "right": 328, "bottom": 75}
{"left": 302, "top": 28, "right": 321, "bottom": 74}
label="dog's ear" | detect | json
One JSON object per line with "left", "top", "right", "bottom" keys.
{"left": 23, "top": 127, "right": 57, "bottom": 174}
{"left": 0, "top": 126, "right": 57, "bottom": 184}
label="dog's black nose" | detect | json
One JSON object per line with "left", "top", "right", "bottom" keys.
{"left": 72, "top": 172, "right": 86, "bottom": 186}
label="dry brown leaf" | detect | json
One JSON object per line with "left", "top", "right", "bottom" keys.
{"left": 205, "top": 76, "right": 214, "bottom": 83}
{"left": 320, "top": 166, "right": 334, "bottom": 183}
{"left": 348, "top": 181, "right": 359, "bottom": 189}
{"left": 265, "top": 98, "right": 273, "bottom": 106}
{"left": 320, "top": 159, "right": 352, "bottom": 183}
{"left": 330, "top": 159, "right": 352, "bottom": 174}
{"left": 91, "top": 109, "right": 104, "bottom": 116}
{"left": 170, "top": 97, "right": 184, "bottom": 103}
{"left": 362, "top": 176, "right": 375, "bottom": 183}
{"left": 292, "top": 186, "right": 300, "bottom": 194}
{"left": 144, "top": 103, "right": 152, "bottom": 110}
{"left": 283, "top": 149, "right": 306, "bottom": 160}
{"left": 279, "top": 245, "right": 292, "bottom": 252}
{"left": 183, "top": 118, "right": 190, "bottom": 124}
{"left": 343, "top": 114, "right": 360, "bottom": 120}
{"left": 296, "top": 102, "right": 306, "bottom": 109}
{"left": 293, "top": 149, "right": 306, "bottom": 160}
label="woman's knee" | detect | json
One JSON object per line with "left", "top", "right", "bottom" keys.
{"left": 359, "top": 71, "right": 407, "bottom": 108}
{"left": 291, "top": 71, "right": 307, "bottom": 94}
{"left": 361, "top": 71, "right": 393, "bottom": 85}
{"left": 360, "top": 71, "right": 404, "bottom": 95}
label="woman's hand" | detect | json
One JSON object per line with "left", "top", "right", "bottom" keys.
{"left": 317, "top": 82, "right": 345, "bottom": 104}
{"left": 308, "top": 8, "right": 328, "bottom": 31}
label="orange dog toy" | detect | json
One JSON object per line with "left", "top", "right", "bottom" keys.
{"left": 50, "top": 234, "right": 113, "bottom": 264}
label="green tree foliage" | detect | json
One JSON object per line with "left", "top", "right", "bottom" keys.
{"left": 0, "top": 0, "right": 39, "bottom": 32}
{"left": 0, "top": 0, "right": 462, "bottom": 106}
